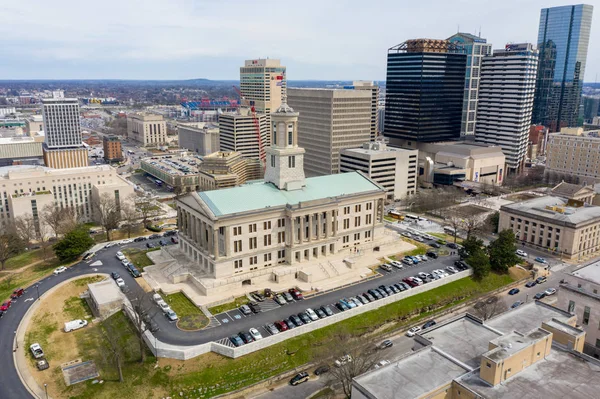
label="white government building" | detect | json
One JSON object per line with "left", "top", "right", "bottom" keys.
{"left": 172, "top": 93, "right": 389, "bottom": 292}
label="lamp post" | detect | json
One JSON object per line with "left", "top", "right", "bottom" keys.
{"left": 14, "top": 330, "right": 18, "bottom": 350}
{"left": 36, "top": 284, "right": 40, "bottom": 301}
{"left": 44, "top": 383, "right": 48, "bottom": 399}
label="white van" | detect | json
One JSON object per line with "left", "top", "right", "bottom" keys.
{"left": 64, "top": 319, "right": 88, "bottom": 332}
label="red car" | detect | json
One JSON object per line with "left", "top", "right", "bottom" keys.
{"left": 403, "top": 277, "right": 418, "bottom": 288}
{"left": 289, "top": 288, "right": 304, "bottom": 300}
{"left": 275, "top": 320, "right": 289, "bottom": 332}
{"left": 10, "top": 288, "right": 24, "bottom": 299}
{"left": 0, "top": 300, "right": 11, "bottom": 311}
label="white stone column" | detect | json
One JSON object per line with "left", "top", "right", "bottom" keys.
{"left": 224, "top": 226, "right": 231, "bottom": 257}
{"left": 325, "top": 210, "right": 331, "bottom": 237}
{"left": 212, "top": 227, "right": 219, "bottom": 260}
{"left": 299, "top": 217, "right": 304, "bottom": 244}
{"left": 308, "top": 214, "right": 313, "bottom": 242}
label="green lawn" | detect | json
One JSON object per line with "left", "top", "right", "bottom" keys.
{"left": 163, "top": 292, "right": 209, "bottom": 331}
{"left": 123, "top": 247, "right": 160, "bottom": 270}
{"left": 5, "top": 249, "right": 46, "bottom": 270}
{"left": 429, "top": 232, "right": 463, "bottom": 244}
{"left": 207, "top": 295, "right": 249, "bottom": 315}
{"left": 0, "top": 259, "right": 63, "bottom": 301}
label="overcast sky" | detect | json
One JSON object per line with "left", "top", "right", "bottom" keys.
{"left": 1, "top": 0, "right": 598, "bottom": 81}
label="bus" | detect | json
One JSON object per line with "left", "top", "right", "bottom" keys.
{"left": 404, "top": 214, "right": 419, "bottom": 221}
{"left": 127, "top": 150, "right": 134, "bottom": 155}
{"left": 154, "top": 179, "right": 163, "bottom": 187}
{"left": 444, "top": 226, "right": 457, "bottom": 235}
{"left": 387, "top": 210, "right": 404, "bottom": 220}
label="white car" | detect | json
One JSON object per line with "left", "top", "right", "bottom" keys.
{"left": 305, "top": 308, "right": 319, "bottom": 321}
{"left": 390, "top": 261, "right": 404, "bottom": 269}
{"left": 516, "top": 249, "right": 527, "bottom": 257}
{"left": 165, "top": 309, "right": 178, "bottom": 321}
{"left": 544, "top": 288, "right": 557, "bottom": 296}
{"left": 157, "top": 300, "right": 170, "bottom": 313}
{"left": 53, "top": 266, "right": 67, "bottom": 275}
{"left": 30, "top": 343, "right": 44, "bottom": 359}
{"left": 104, "top": 242, "right": 117, "bottom": 248}
{"left": 334, "top": 354, "right": 353, "bottom": 367}
{"left": 249, "top": 327, "right": 263, "bottom": 340}
{"left": 374, "top": 360, "right": 391, "bottom": 369}
{"left": 406, "top": 326, "right": 421, "bottom": 337}
{"left": 119, "top": 239, "right": 134, "bottom": 245}
{"left": 115, "top": 278, "right": 125, "bottom": 288}
{"left": 121, "top": 259, "right": 131, "bottom": 267}
{"left": 116, "top": 251, "right": 126, "bottom": 261}
{"left": 153, "top": 293, "right": 163, "bottom": 304}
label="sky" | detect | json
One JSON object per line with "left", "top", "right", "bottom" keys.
{"left": 1, "top": 0, "right": 598, "bottom": 82}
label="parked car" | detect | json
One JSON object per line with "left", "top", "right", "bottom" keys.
{"left": 134, "top": 236, "right": 147, "bottom": 242}
{"left": 238, "top": 331, "right": 253, "bottom": 344}
{"left": 356, "top": 295, "right": 370, "bottom": 305}
{"left": 239, "top": 304, "right": 252, "bottom": 315}
{"left": 380, "top": 339, "right": 393, "bottom": 349}
{"left": 274, "top": 294, "right": 287, "bottom": 305}
{"left": 1, "top": 301, "right": 11, "bottom": 311}
{"left": 508, "top": 288, "right": 520, "bottom": 295}
{"left": 511, "top": 301, "right": 523, "bottom": 309}
{"left": 534, "top": 292, "right": 546, "bottom": 300}
{"left": 283, "top": 292, "right": 294, "bottom": 302}
{"left": 10, "top": 288, "right": 24, "bottom": 299}
{"left": 290, "top": 372, "right": 309, "bottom": 386}
{"left": 104, "top": 242, "right": 117, "bottom": 248}
{"left": 248, "top": 302, "right": 261, "bottom": 314}
{"left": 275, "top": 320, "right": 289, "bottom": 332}
{"left": 152, "top": 293, "right": 163, "bottom": 304}
{"left": 406, "top": 326, "right": 421, "bottom": 337}
{"left": 36, "top": 359, "right": 50, "bottom": 371}
{"left": 115, "top": 278, "right": 125, "bottom": 288}
{"left": 157, "top": 300, "right": 170, "bottom": 313}
{"left": 430, "top": 243, "right": 441, "bottom": 248}
{"left": 64, "top": 319, "right": 88, "bottom": 332}
{"left": 129, "top": 266, "right": 141, "bottom": 278}
{"left": 447, "top": 243, "right": 458, "bottom": 249}
{"left": 83, "top": 252, "right": 95, "bottom": 260}
{"left": 115, "top": 252, "right": 125, "bottom": 261}
{"left": 158, "top": 239, "right": 167, "bottom": 246}
{"left": 121, "top": 259, "right": 131, "bottom": 267}
{"left": 380, "top": 263, "right": 393, "bottom": 272}
{"left": 315, "top": 308, "right": 327, "bottom": 318}
{"left": 111, "top": 272, "right": 120, "bottom": 280}
{"left": 516, "top": 249, "right": 527, "bottom": 257}
{"left": 119, "top": 239, "right": 134, "bottom": 245}
{"left": 321, "top": 306, "right": 334, "bottom": 316}
{"left": 298, "top": 312, "right": 311, "bottom": 324}
{"left": 544, "top": 288, "right": 557, "bottom": 296}
{"left": 249, "top": 327, "right": 263, "bottom": 340}
{"left": 251, "top": 292, "right": 265, "bottom": 302}
{"left": 149, "top": 234, "right": 161, "bottom": 239}
{"left": 363, "top": 292, "right": 376, "bottom": 302}
{"left": 535, "top": 257, "right": 548, "bottom": 264}
{"left": 284, "top": 319, "right": 296, "bottom": 330}
{"left": 265, "top": 323, "right": 279, "bottom": 335}
{"left": 314, "top": 365, "right": 330, "bottom": 375}
{"left": 536, "top": 276, "right": 547, "bottom": 284}
{"left": 289, "top": 288, "right": 304, "bottom": 300}
{"left": 30, "top": 343, "right": 44, "bottom": 359}
{"left": 171, "top": 237, "right": 179, "bottom": 244}
{"left": 229, "top": 335, "right": 244, "bottom": 347}
{"left": 146, "top": 243, "right": 156, "bottom": 249}
{"left": 445, "top": 266, "right": 458, "bottom": 274}
{"left": 525, "top": 281, "right": 537, "bottom": 288}
{"left": 391, "top": 261, "right": 403, "bottom": 269}
{"left": 422, "top": 320, "right": 437, "bottom": 329}
{"left": 163, "top": 230, "right": 178, "bottom": 237}
{"left": 53, "top": 266, "right": 67, "bottom": 275}
{"left": 305, "top": 308, "right": 319, "bottom": 321}
{"left": 290, "top": 314, "right": 304, "bottom": 327}
{"left": 374, "top": 360, "right": 391, "bottom": 369}
{"left": 334, "top": 355, "right": 353, "bottom": 367}
{"left": 336, "top": 301, "right": 349, "bottom": 312}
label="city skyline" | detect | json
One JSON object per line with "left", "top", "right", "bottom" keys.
{"left": 1, "top": 0, "right": 598, "bottom": 81}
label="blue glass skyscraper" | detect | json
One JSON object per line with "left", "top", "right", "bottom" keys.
{"left": 533, "top": 4, "right": 594, "bottom": 131}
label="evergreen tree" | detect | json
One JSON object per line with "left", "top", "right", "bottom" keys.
{"left": 488, "top": 229, "right": 520, "bottom": 273}
{"left": 53, "top": 226, "right": 95, "bottom": 262}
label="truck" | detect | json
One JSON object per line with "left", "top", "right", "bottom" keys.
{"left": 30, "top": 343, "right": 44, "bottom": 359}
{"left": 64, "top": 319, "right": 88, "bottom": 332}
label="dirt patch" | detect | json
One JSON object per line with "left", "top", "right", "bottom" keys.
{"left": 506, "top": 193, "right": 538, "bottom": 202}
{"left": 509, "top": 266, "right": 531, "bottom": 280}
{"left": 453, "top": 204, "right": 492, "bottom": 217}
{"left": 136, "top": 277, "right": 154, "bottom": 293}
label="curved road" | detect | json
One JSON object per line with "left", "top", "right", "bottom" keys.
{"left": 0, "top": 236, "right": 460, "bottom": 398}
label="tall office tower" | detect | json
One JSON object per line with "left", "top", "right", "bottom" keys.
{"left": 287, "top": 88, "right": 372, "bottom": 176}
{"left": 240, "top": 59, "right": 286, "bottom": 120}
{"left": 475, "top": 44, "right": 539, "bottom": 173}
{"left": 447, "top": 33, "right": 492, "bottom": 137}
{"left": 533, "top": 4, "right": 594, "bottom": 131}
{"left": 384, "top": 39, "right": 466, "bottom": 145}
{"left": 41, "top": 97, "right": 88, "bottom": 169}
{"left": 349, "top": 81, "right": 380, "bottom": 140}
{"left": 219, "top": 108, "right": 269, "bottom": 160}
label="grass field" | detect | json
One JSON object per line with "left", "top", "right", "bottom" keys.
{"left": 5, "top": 249, "right": 48, "bottom": 270}
{"left": 207, "top": 295, "right": 250, "bottom": 315}
{"left": 0, "top": 259, "right": 64, "bottom": 301}
{"left": 123, "top": 247, "right": 160, "bottom": 270}
{"left": 163, "top": 292, "right": 209, "bottom": 331}
{"left": 429, "top": 232, "right": 464, "bottom": 244}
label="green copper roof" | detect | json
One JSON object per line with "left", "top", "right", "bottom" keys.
{"left": 198, "top": 172, "right": 382, "bottom": 217}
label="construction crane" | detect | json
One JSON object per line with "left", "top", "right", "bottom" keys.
{"left": 232, "top": 85, "right": 265, "bottom": 168}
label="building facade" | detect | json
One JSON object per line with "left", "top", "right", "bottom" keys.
{"left": 384, "top": 39, "right": 466, "bottom": 144}
{"left": 475, "top": 43, "right": 539, "bottom": 172}
{"left": 340, "top": 141, "right": 417, "bottom": 200}
{"left": 499, "top": 195, "right": 600, "bottom": 260}
{"left": 447, "top": 33, "right": 492, "bottom": 137}
{"left": 0, "top": 137, "right": 43, "bottom": 166}
{"left": 218, "top": 108, "right": 268, "bottom": 161}
{"left": 175, "top": 95, "right": 386, "bottom": 283}
{"left": 288, "top": 88, "right": 372, "bottom": 176}
{"left": 0, "top": 164, "right": 133, "bottom": 233}
{"left": 178, "top": 122, "right": 220, "bottom": 156}
{"left": 198, "top": 151, "right": 262, "bottom": 191}
{"left": 350, "top": 81, "right": 380, "bottom": 141}
{"left": 545, "top": 128, "right": 600, "bottom": 183}
{"left": 533, "top": 4, "right": 594, "bottom": 131}
{"left": 126, "top": 113, "right": 167, "bottom": 147}
{"left": 103, "top": 135, "right": 122, "bottom": 163}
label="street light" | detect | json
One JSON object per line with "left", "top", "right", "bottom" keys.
{"left": 44, "top": 383, "right": 48, "bottom": 399}
{"left": 14, "top": 330, "right": 18, "bottom": 350}
{"left": 36, "top": 284, "right": 40, "bottom": 301}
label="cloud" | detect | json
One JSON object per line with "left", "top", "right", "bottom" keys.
{"left": 0, "top": 0, "right": 598, "bottom": 80}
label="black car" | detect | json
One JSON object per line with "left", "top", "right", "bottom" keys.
{"left": 146, "top": 243, "right": 156, "bottom": 249}
{"left": 534, "top": 292, "right": 546, "bottom": 300}
{"left": 314, "top": 365, "right": 330, "bottom": 376}
{"left": 376, "top": 288, "right": 388, "bottom": 297}
{"left": 171, "top": 237, "right": 179, "bottom": 244}
{"left": 321, "top": 306, "right": 334, "bottom": 316}
{"left": 251, "top": 292, "right": 265, "bottom": 302}
{"left": 290, "top": 314, "right": 304, "bottom": 326}
{"left": 368, "top": 289, "right": 382, "bottom": 300}
{"left": 111, "top": 272, "right": 120, "bottom": 280}
{"left": 423, "top": 320, "right": 437, "bottom": 329}
{"left": 163, "top": 230, "right": 177, "bottom": 237}
{"left": 380, "top": 339, "right": 393, "bottom": 349}
{"left": 336, "top": 302, "right": 349, "bottom": 312}
{"left": 248, "top": 302, "right": 261, "bottom": 314}
{"left": 426, "top": 251, "right": 438, "bottom": 259}
{"left": 238, "top": 331, "right": 254, "bottom": 344}
{"left": 315, "top": 308, "right": 327, "bottom": 318}
{"left": 134, "top": 236, "right": 147, "bottom": 242}
{"left": 129, "top": 267, "right": 141, "bottom": 278}
{"left": 447, "top": 243, "right": 458, "bottom": 249}
{"left": 229, "top": 335, "right": 244, "bottom": 347}
{"left": 508, "top": 288, "right": 520, "bottom": 295}
{"left": 284, "top": 318, "right": 296, "bottom": 330}
{"left": 525, "top": 281, "right": 537, "bottom": 288}
{"left": 389, "top": 285, "right": 400, "bottom": 294}
{"left": 158, "top": 239, "right": 167, "bottom": 246}
{"left": 149, "top": 234, "right": 162, "bottom": 240}
{"left": 0, "top": 310, "right": 4, "bottom": 319}
{"left": 430, "top": 243, "right": 441, "bottom": 248}
{"left": 394, "top": 283, "right": 405, "bottom": 292}
{"left": 363, "top": 292, "right": 376, "bottom": 302}
{"left": 290, "top": 372, "right": 309, "bottom": 386}
{"left": 298, "top": 312, "right": 311, "bottom": 324}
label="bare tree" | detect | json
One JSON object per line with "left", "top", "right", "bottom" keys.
{"left": 323, "top": 334, "right": 384, "bottom": 398}
{"left": 13, "top": 214, "right": 37, "bottom": 246}
{"left": 0, "top": 225, "right": 25, "bottom": 270}
{"left": 460, "top": 213, "right": 486, "bottom": 239}
{"left": 58, "top": 206, "right": 81, "bottom": 236}
{"left": 121, "top": 198, "right": 141, "bottom": 238}
{"left": 41, "top": 203, "right": 64, "bottom": 239}
{"left": 442, "top": 209, "right": 462, "bottom": 244}
{"left": 128, "top": 291, "right": 158, "bottom": 363}
{"left": 135, "top": 196, "right": 159, "bottom": 227}
{"left": 472, "top": 296, "right": 508, "bottom": 321}
{"left": 93, "top": 193, "right": 122, "bottom": 241}
{"left": 99, "top": 316, "right": 127, "bottom": 382}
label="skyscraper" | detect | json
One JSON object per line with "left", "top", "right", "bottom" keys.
{"left": 384, "top": 39, "right": 466, "bottom": 144}
{"left": 533, "top": 4, "right": 594, "bottom": 131}
{"left": 41, "top": 97, "right": 88, "bottom": 169}
{"left": 239, "top": 59, "right": 286, "bottom": 117}
{"left": 349, "top": 81, "right": 380, "bottom": 140}
{"left": 447, "top": 33, "right": 492, "bottom": 137}
{"left": 475, "top": 44, "right": 539, "bottom": 173}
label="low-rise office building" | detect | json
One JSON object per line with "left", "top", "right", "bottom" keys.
{"left": 499, "top": 195, "right": 600, "bottom": 260}
{"left": 545, "top": 128, "right": 600, "bottom": 183}
{"left": 178, "top": 122, "right": 220, "bottom": 156}
{"left": 141, "top": 153, "right": 202, "bottom": 192}
{"left": 558, "top": 261, "right": 600, "bottom": 358}
{"left": 0, "top": 136, "right": 43, "bottom": 166}
{"left": 126, "top": 113, "right": 167, "bottom": 147}
{"left": 219, "top": 108, "right": 269, "bottom": 161}
{"left": 340, "top": 141, "right": 417, "bottom": 200}
{"left": 102, "top": 135, "right": 123, "bottom": 163}
{"left": 352, "top": 301, "right": 593, "bottom": 399}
